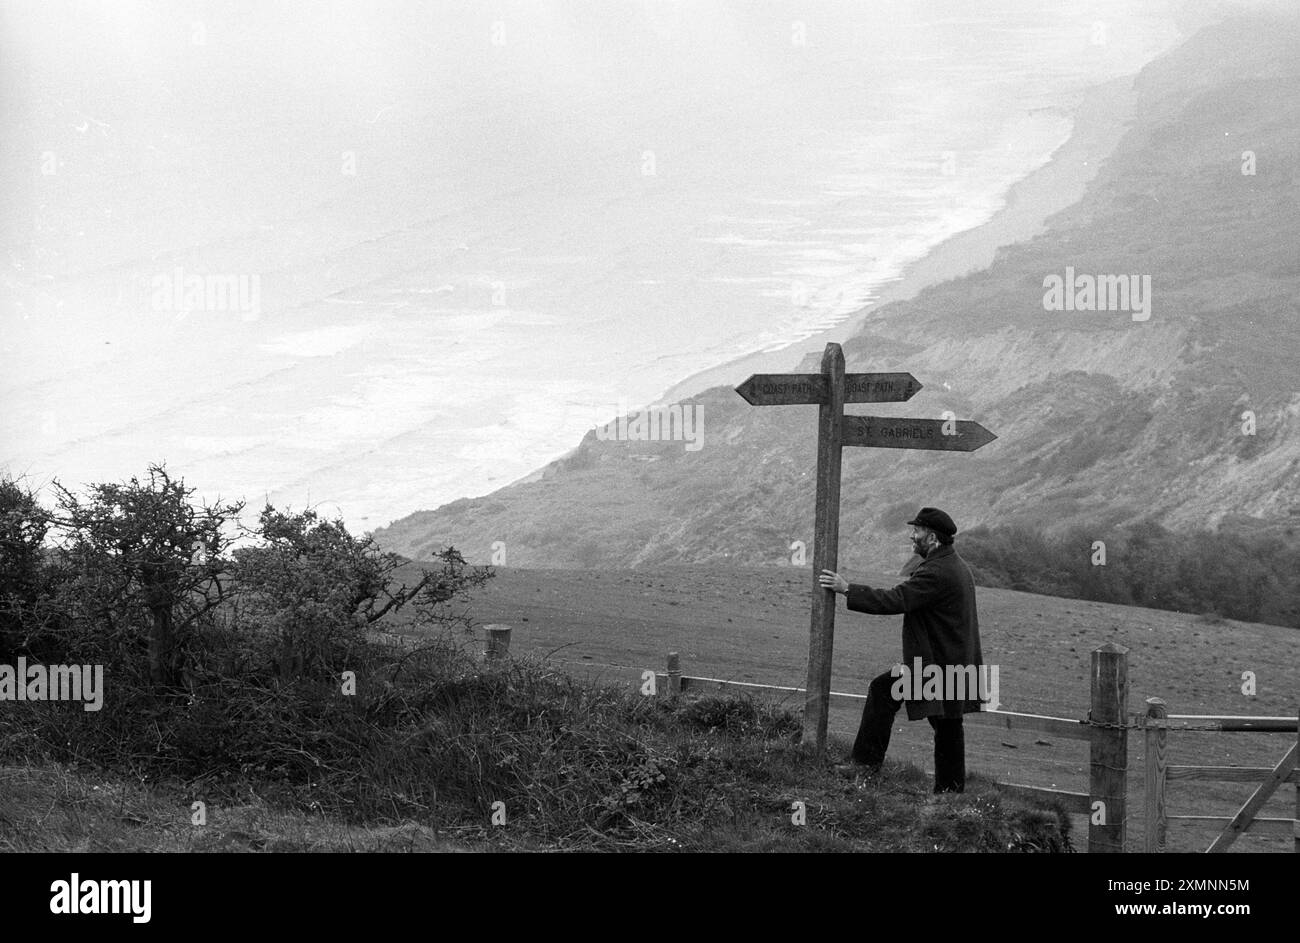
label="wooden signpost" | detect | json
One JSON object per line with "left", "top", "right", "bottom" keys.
{"left": 735, "top": 342, "right": 997, "bottom": 753}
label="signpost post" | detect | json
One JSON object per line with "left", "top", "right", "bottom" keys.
{"left": 735, "top": 342, "right": 996, "bottom": 753}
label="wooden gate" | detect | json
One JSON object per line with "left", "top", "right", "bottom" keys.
{"left": 1142, "top": 697, "right": 1299, "bottom": 853}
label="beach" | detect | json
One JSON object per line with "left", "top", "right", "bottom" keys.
{"left": 659, "top": 75, "right": 1140, "bottom": 405}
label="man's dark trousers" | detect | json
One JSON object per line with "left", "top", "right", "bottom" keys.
{"left": 851, "top": 669, "right": 965, "bottom": 793}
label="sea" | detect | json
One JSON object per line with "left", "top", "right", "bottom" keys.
{"left": 0, "top": 0, "right": 1186, "bottom": 529}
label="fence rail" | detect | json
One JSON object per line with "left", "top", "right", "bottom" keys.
{"left": 966, "top": 709, "right": 1092, "bottom": 741}
{"left": 989, "top": 782, "right": 1093, "bottom": 815}
{"left": 1145, "top": 715, "right": 1297, "bottom": 733}
{"left": 1165, "top": 766, "right": 1300, "bottom": 783}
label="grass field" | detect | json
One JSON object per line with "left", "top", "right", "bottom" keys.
{"left": 397, "top": 562, "right": 1300, "bottom": 853}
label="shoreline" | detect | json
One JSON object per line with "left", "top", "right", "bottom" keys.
{"left": 501, "top": 72, "right": 1143, "bottom": 493}
{"left": 656, "top": 74, "right": 1139, "bottom": 404}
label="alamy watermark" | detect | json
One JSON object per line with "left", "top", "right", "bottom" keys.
{"left": 595, "top": 400, "right": 703, "bottom": 452}
{"left": 1042, "top": 266, "right": 1150, "bottom": 322}
{"left": 889, "top": 658, "right": 999, "bottom": 710}
{"left": 150, "top": 266, "right": 261, "bottom": 320}
{"left": 0, "top": 658, "right": 104, "bottom": 711}
{"left": 50, "top": 874, "right": 150, "bottom": 923}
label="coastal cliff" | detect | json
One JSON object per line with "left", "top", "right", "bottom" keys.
{"left": 376, "top": 12, "right": 1300, "bottom": 570}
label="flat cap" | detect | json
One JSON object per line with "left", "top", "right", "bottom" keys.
{"left": 906, "top": 507, "right": 957, "bottom": 537}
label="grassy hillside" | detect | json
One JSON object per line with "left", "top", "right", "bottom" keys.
{"left": 375, "top": 11, "right": 1300, "bottom": 572}
{"left": 406, "top": 562, "right": 1300, "bottom": 853}
{"left": 0, "top": 649, "right": 1071, "bottom": 853}
{"left": 7, "top": 559, "right": 1291, "bottom": 852}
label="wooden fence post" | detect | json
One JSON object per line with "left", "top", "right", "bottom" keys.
{"left": 666, "top": 652, "right": 681, "bottom": 696}
{"left": 1089, "top": 643, "right": 1129, "bottom": 853}
{"left": 484, "top": 624, "right": 511, "bottom": 661}
{"left": 1144, "top": 696, "right": 1167, "bottom": 853}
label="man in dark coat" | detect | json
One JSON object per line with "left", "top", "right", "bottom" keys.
{"left": 818, "top": 507, "right": 984, "bottom": 793}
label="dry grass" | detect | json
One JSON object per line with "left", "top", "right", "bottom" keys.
{"left": 0, "top": 763, "right": 470, "bottom": 853}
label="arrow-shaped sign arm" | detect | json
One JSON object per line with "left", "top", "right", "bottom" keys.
{"left": 736, "top": 372, "right": 923, "bottom": 406}
{"left": 842, "top": 416, "right": 997, "bottom": 451}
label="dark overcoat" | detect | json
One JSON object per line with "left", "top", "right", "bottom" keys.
{"left": 845, "top": 544, "right": 985, "bottom": 720}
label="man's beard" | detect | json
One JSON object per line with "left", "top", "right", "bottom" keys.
{"left": 911, "top": 538, "right": 929, "bottom": 558}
